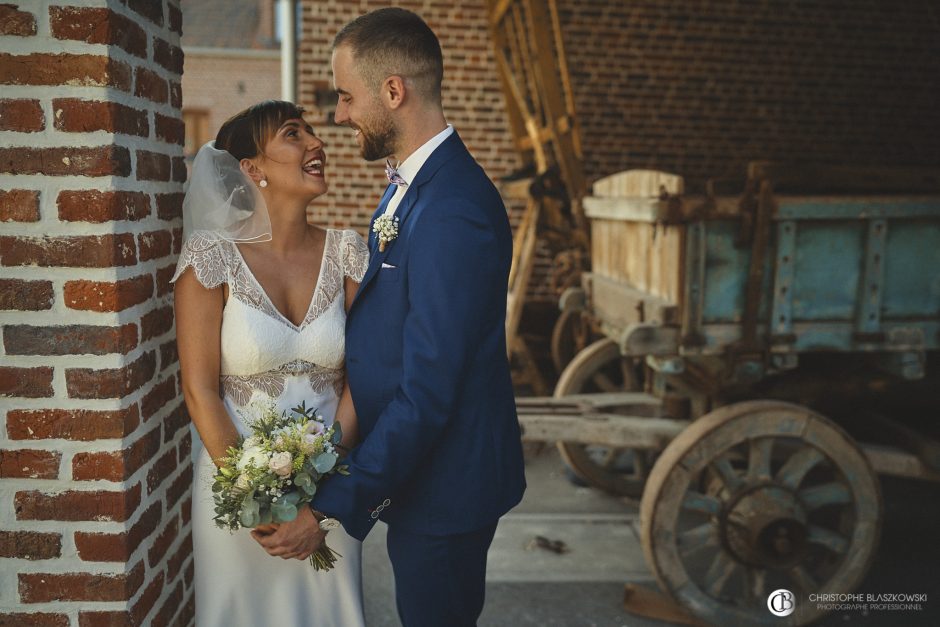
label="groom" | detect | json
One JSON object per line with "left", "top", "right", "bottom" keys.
{"left": 255, "top": 7, "right": 526, "bottom": 626}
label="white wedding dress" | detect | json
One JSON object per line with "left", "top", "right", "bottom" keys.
{"left": 172, "top": 228, "right": 370, "bottom": 627}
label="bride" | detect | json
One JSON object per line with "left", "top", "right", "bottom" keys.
{"left": 172, "top": 100, "right": 368, "bottom": 626}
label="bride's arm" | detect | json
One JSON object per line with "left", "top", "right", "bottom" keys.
{"left": 335, "top": 275, "right": 362, "bottom": 452}
{"left": 174, "top": 270, "right": 239, "bottom": 465}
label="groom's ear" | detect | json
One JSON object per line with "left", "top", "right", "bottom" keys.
{"left": 381, "top": 75, "right": 406, "bottom": 110}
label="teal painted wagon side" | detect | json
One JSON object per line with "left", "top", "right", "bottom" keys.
{"left": 580, "top": 191, "right": 940, "bottom": 383}
{"left": 678, "top": 196, "right": 940, "bottom": 380}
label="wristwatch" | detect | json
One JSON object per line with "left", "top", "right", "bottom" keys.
{"left": 317, "top": 515, "right": 341, "bottom": 531}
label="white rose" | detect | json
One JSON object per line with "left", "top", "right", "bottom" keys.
{"left": 304, "top": 420, "right": 325, "bottom": 436}
{"left": 237, "top": 445, "right": 269, "bottom": 471}
{"left": 235, "top": 473, "right": 250, "bottom": 490}
{"left": 268, "top": 451, "right": 293, "bottom": 477}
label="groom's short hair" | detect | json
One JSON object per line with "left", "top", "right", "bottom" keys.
{"left": 333, "top": 7, "right": 444, "bottom": 105}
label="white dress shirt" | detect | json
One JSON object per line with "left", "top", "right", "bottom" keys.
{"left": 383, "top": 124, "right": 454, "bottom": 217}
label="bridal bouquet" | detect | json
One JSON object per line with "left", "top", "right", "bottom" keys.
{"left": 211, "top": 400, "right": 348, "bottom": 570}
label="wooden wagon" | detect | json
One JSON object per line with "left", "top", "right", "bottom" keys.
{"left": 517, "top": 164, "right": 940, "bottom": 625}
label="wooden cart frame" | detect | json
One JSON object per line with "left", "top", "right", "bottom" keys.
{"left": 517, "top": 166, "right": 940, "bottom": 625}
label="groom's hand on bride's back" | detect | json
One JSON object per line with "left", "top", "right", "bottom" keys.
{"left": 250, "top": 506, "right": 326, "bottom": 560}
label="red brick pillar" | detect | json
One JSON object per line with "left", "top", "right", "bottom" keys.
{"left": 0, "top": 2, "right": 193, "bottom": 625}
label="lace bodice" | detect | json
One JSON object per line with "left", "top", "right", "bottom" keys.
{"left": 172, "top": 228, "right": 369, "bottom": 412}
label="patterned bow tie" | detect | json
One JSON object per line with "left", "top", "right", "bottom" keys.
{"left": 385, "top": 160, "right": 408, "bottom": 188}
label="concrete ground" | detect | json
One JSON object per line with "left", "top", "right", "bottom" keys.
{"left": 362, "top": 446, "right": 940, "bottom": 627}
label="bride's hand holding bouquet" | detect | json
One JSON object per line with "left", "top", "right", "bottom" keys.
{"left": 211, "top": 401, "right": 348, "bottom": 570}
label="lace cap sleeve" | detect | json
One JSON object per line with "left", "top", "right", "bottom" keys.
{"left": 339, "top": 229, "right": 370, "bottom": 282}
{"left": 170, "top": 231, "right": 229, "bottom": 289}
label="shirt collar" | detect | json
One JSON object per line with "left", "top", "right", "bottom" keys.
{"left": 394, "top": 124, "right": 454, "bottom": 186}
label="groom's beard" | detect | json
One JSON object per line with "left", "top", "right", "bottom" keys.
{"left": 359, "top": 112, "right": 398, "bottom": 162}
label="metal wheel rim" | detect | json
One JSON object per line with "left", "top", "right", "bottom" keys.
{"left": 640, "top": 400, "right": 882, "bottom": 626}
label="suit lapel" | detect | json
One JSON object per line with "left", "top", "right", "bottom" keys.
{"left": 368, "top": 184, "right": 396, "bottom": 254}
{"left": 390, "top": 131, "right": 465, "bottom": 229}
{"left": 351, "top": 185, "right": 395, "bottom": 308}
{"left": 351, "top": 132, "right": 470, "bottom": 310}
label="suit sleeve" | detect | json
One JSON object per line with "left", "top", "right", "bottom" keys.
{"left": 313, "top": 201, "right": 507, "bottom": 540}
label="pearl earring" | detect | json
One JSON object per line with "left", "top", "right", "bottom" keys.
{"left": 259, "top": 178, "right": 268, "bottom": 188}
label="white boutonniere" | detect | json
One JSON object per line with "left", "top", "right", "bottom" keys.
{"left": 372, "top": 214, "right": 399, "bottom": 252}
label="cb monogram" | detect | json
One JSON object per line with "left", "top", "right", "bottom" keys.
{"left": 767, "top": 589, "right": 796, "bottom": 617}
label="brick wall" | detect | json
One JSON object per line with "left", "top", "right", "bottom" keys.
{"left": 298, "top": 0, "right": 940, "bottom": 303}
{"left": 181, "top": 50, "right": 280, "bottom": 152}
{"left": 559, "top": 0, "right": 940, "bottom": 193}
{"left": 0, "top": 2, "right": 192, "bottom": 625}
{"left": 296, "top": 0, "right": 531, "bottom": 277}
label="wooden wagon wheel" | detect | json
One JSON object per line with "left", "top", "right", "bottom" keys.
{"left": 550, "top": 307, "right": 593, "bottom": 375}
{"left": 640, "top": 401, "right": 882, "bottom": 626}
{"left": 554, "top": 338, "right": 657, "bottom": 497}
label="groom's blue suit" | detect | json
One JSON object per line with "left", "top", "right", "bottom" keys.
{"left": 313, "top": 131, "right": 526, "bottom": 625}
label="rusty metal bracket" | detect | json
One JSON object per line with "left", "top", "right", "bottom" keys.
{"left": 855, "top": 219, "right": 887, "bottom": 340}
{"left": 680, "top": 221, "right": 707, "bottom": 349}
{"left": 770, "top": 219, "right": 797, "bottom": 344}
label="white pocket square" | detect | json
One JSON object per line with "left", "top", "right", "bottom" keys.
{"left": 381, "top": 263, "right": 397, "bottom": 269}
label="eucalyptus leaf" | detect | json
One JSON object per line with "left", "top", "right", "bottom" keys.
{"left": 239, "top": 505, "right": 260, "bottom": 528}
{"left": 331, "top": 421, "right": 343, "bottom": 445}
{"left": 294, "top": 472, "right": 312, "bottom": 489}
{"left": 259, "top": 509, "right": 273, "bottom": 524}
{"left": 313, "top": 451, "right": 337, "bottom": 473}
{"left": 271, "top": 501, "right": 298, "bottom": 522}
{"left": 281, "top": 491, "right": 301, "bottom": 505}
{"left": 239, "top": 494, "right": 260, "bottom": 527}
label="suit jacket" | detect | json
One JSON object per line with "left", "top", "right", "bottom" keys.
{"left": 313, "top": 131, "right": 526, "bottom": 540}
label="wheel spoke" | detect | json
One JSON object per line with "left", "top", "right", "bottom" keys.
{"left": 745, "top": 568, "right": 767, "bottom": 604}
{"left": 799, "top": 481, "right": 852, "bottom": 510}
{"left": 807, "top": 524, "right": 850, "bottom": 554}
{"left": 633, "top": 451, "right": 650, "bottom": 480}
{"left": 593, "top": 372, "right": 618, "bottom": 392}
{"left": 788, "top": 565, "right": 818, "bottom": 594}
{"left": 704, "top": 552, "right": 738, "bottom": 598}
{"left": 682, "top": 491, "right": 721, "bottom": 516}
{"left": 619, "top": 358, "right": 637, "bottom": 390}
{"left": 710, "top": 456, "right": 744, "bottom": 492}
{"left": 776, "top": 446, "right": 825, "bottom": 489}
{"left": 746, "top": 438, "right": 773, "bottom": 482}
{"left": 598, "top": 447, "right": 619, "bottom": 468}
{"left": 678, "top": 522, "right": 719, "bottom": 555}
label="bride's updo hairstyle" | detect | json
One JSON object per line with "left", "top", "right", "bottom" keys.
{"left": 215, "top": 100, "right": 306, "bottom": 160}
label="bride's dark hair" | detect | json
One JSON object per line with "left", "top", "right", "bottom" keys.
{"left": 215, "top": 100, "right": 306, "bottom": 160}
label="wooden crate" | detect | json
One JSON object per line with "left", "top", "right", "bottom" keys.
{"left": 585, "top": 170, "right": 686, "bottom": 306}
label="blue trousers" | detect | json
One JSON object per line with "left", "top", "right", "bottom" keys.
{"left": 386, "top": 522, "right": 499, "bottom": 627}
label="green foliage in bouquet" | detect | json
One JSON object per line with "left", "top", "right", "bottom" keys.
{"left": 211, "top": 400, "right": 349, "bottom": 570}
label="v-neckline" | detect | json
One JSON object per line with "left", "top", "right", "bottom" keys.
{"left": 230, "top": 229, "right": 331, "bottom": 332}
